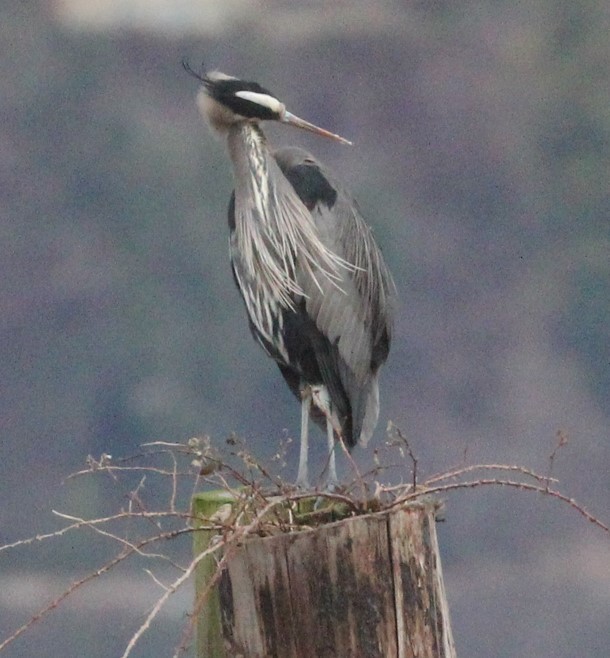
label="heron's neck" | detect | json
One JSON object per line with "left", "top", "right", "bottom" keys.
{"left": 226, "top": 122, "right": 302, "bottom": 310}
{"left": 227, "top": 124, "right": 271, "bottom": 215}
{"left": 224, "top": 122, "right": 347, "bottom": 311}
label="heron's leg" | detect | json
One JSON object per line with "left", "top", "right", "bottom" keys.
{"left": 296, "top": 386, "right": 311, "bottom": 488}
{"left": 325, "top": 416, "right": 339, "bottom": 490}
{"left": 311, "top": 385, "right": 340, "bottom": 490}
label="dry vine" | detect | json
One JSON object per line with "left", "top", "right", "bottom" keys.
{"left": 0, "top": 429, "right": 607, "bottom": 656}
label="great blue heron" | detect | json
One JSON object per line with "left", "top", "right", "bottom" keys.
{"left": 188, "top": 66, "right": 395, "bottom": 488}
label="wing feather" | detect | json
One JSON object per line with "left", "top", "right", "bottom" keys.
{"left": 274, "top": 150, "right": 394, "bottom": 446}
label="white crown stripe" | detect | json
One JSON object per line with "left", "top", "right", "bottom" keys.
{"left": 234, "top": 91, "right": 283, "bottom": 114}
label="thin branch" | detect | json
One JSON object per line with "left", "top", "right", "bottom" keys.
{"left": 121, "top": 499, "right": 281, "bottom": 657}
{"left": 387, "top": 422, "right": 418, "bottom": 491}
{"left": 0, "top": 522, "right": 84, "bottom": 553}
{"left": 424, "top": 463, "right": 559, "bottom": 486}
{"left": 66, "top": 465, "right": 194, "bottom": 481}
{"left": 0, "top": 528, "right": 193, "bottom": 653}
{"left": 546, "top": 429, "right": 569, "bottom": 491}
{"left": 144, "top": 569, "right": 172, "bottom": 592}
{"left": 52, "top": 511, "right": 187, "bottom": 569}
{"left": 392, "top": 479, "right": 609, "bottom": 533}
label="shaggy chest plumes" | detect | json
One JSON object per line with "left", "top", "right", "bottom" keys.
{"left": 227, "top": 124, "right": 349, "bottom": 330}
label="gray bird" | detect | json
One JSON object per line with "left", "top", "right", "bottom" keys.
{"left": 189, "top": 66, "right": 395, "bottom": 488}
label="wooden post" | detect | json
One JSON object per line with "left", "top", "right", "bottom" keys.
{"left": 195, "top": 500, "right": 456, "bottom": 658}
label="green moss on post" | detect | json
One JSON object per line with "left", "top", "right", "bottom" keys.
{"left": 192, "top": 490, "right": 239, "bottom": 658}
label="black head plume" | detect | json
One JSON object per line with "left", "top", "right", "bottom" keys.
{"left": 183, "top": 59, "right": 282, "bottom": 121}
{"left": 182, "top": 57, "right": 207, "bottom": 83}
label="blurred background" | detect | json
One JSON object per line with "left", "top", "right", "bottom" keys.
{"left": 1, "top": 0, "right": 609, "bottom": 656}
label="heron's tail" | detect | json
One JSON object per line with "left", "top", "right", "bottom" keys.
{"left": 351, "top": 374, "right": 380, "bottom": 448}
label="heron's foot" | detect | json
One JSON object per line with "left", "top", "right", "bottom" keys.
{"left": 313, "top": 480, "right": 343, "bottom": 510}
{"left": 295, "top": 462, "right": 310, "bottom": 490}
{"left": 322, "top": 475, "right": 340, "bottom": 493}
{"left": 295, "top": 475, "right": 310, "bottom": 490}
{"left": 313, "top": 495, "right": 326, "bottom": 510}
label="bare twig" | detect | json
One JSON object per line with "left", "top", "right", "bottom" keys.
{"left": 387, "top": 422, "right": 418, "bottom": 491}
{"left": 391, "top": 479, "right": 608, "bottom": 534}
{"left": 0, "top": 527, "right": 194, "bottom": 653}
{"left": 121, "top": 498, "right": 281, "bottom": 658}
{"left": 546, "top": 429, "right": 569, "bottom": 491}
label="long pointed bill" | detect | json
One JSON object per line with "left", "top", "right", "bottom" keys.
{"left": 281, "top": 110, "right": 352, "bottom": 145}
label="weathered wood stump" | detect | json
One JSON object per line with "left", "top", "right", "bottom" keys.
{"left": 194, "top": 495, "right": 456, "bottom": 658}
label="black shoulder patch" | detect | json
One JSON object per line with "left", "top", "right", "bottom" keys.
{"left": 282, "top": 164, "right": 338, "bottom": 211}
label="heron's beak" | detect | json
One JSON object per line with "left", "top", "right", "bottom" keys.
{"left": 281, "top": 111, "right": 352, "bottom": 146}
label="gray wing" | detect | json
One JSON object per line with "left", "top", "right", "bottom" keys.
{"left": 276, "top": 148, "right": 395, "bottom": 446}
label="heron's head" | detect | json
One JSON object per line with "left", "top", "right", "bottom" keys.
{"left": 184, "top": 62, "right": 351, "bottom": 145}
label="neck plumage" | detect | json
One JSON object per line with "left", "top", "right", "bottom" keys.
{"left": 225, "top": 122, "right": 348, "bottom": 311}
{"left": 227, "top": 122, "right": 303, "bottom": 309}
{"left": 227, "top": 123, "right": 271, "bottom": 226}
